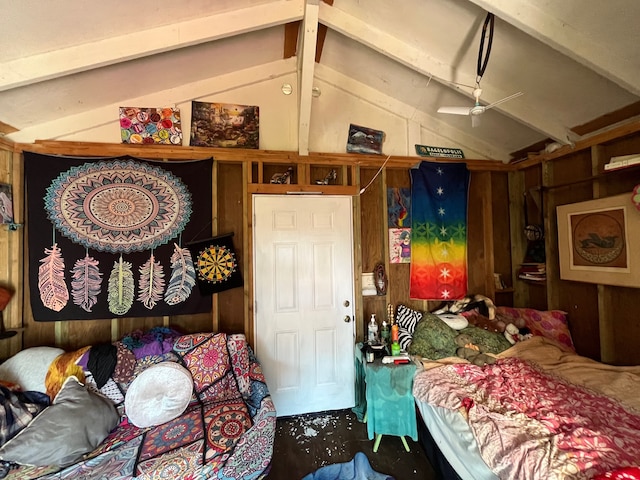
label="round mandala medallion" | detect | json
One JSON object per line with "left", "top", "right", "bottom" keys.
{"left": 44, "top": 159, "right": 192, "bottom": 253}
{"left": 196, "top": 245, "right": 237, "bottom": 283}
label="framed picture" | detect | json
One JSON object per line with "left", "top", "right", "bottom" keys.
{"left": 557, "top": 193, "right": 640, "bottom": 287}
{"left": 0, "top": 182, "right": 13, "bottom": 224}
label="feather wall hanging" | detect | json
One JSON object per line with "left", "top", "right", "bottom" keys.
{"left": 25, "top": 152, "right": 213, "bottom": 321}
{"left": 138, "top": 252, "right": 165, "bottom": 310}
{"left": 164, "top": 243, "right": 196, "bottom": 306}
{"left": 38, "top": 243, "right": 69, "bottom": 312}
{"left": 70, "top": 251, "right": 103, "bottom": 312}
{"left": 108, "top": 256, "right": 135, "bottom": 316}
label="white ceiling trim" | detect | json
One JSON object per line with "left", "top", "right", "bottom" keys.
{"left": 315, "top": 64, "right": 511, "bottom": 161}
{"left": 318, "top": 2, "right": 571, "bottom": 144}
{"left": 470, "top": 0, "right": 640, "bottom": 97}
{"left": 0, "top": 0, "right": 304, "bottom": 93}
{"left": 7, "top": 59, "right": 296, "bottom": 144}
{"left": 298, "top": 0, "right": 320, "bottom": 156}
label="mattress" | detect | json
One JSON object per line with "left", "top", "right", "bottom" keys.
{"left": 415, "top": 398, "right": 497, "bottom": 480}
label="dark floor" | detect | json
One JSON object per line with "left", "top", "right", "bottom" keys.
{"left": 266, "top": 409, "right": 438, "bottom": 480}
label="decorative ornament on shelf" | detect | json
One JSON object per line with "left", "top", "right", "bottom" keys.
{"left": 315, "top": 169, "right": 337, "bottom": 185}
{"left": 374, "top": 263, "right": 387, "bottom": 296}
{"left": 270, "top": 167, "right": 294, "bottom": 184}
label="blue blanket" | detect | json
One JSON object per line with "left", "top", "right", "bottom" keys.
{"left": 302, "top": 452, "right": 395, "bottom": 480}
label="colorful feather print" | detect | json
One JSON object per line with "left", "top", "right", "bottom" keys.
{"left": 70, "top": 254, "right": 103, "bottom": 312}
{"left": 107, "top": 257, "right": 134, "bottom": 316}
{"left": 164, "top": 243, "right": 196, "bottom": 305}
{"left": 38, "top": 243, "right": 69, "bottom": 312}
{"left": 138, "top": 253, "right": 165, "bottom": 310}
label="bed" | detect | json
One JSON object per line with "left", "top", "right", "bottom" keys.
{"left": 409, "top": 307, "right": 640, "bottom": 480}
{"left": 0, "top": 328, "right": 276, "bottom": 480}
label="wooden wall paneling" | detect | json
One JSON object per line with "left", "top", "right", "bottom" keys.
{"left": 547, "top": 153, "right": 600, "bottom": 359}
{"left": 466, "top": 172, "right": 488, "bottom": 296}
{"left": 606, "top": 286, "right": 640, "bottom": 365}
{"left": 216, "top": 162, "right": 246, "bottom": 335}
{"left": 509, "top": 170, "right": 529, "bottom": 307}
{"left": 359, "top": 167, "right": 386, "bottom": 333}
{"left": 0, "top": 149, "right": 23, "bottom": 358}
{"left": 490, "top": 172, "right": 514, "bottom": 307}
{"left": 352, "top": 166, "right": 363, "bottom": 342}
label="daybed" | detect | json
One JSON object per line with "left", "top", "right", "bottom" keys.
{"left": 0, "top": 328, "right": 276, "bottom": 480}
{"left": 406, "top": 306, "right": 640, "bottom": 480}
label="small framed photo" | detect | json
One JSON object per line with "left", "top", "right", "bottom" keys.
{"left": 0, "top": 183, "right": 14, "bottom": 224}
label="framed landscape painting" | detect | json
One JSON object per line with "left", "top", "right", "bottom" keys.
{"left": 557, "top": 193, "right": 640, "bottom": 287}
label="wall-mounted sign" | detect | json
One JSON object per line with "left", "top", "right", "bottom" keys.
{"left": 415, "top": 144, "right": 465, "bottom": 159}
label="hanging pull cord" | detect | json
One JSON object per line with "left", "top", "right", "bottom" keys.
{"left": 476, "top": 12, "right": 495, "bottom": 84}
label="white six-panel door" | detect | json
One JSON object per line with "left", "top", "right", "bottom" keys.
{"left": 253, "top": 195, "right": 355, "bottom": 417}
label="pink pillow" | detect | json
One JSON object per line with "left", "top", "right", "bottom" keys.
{"left": 496, "top": 306, "right": 575, "bottom": 351}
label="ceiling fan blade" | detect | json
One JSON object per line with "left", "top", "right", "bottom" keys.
{"left": 471, "top": 114, "right": 482, "bottom": 128}
{"left": 437, "top": 106, "right": 472, "bottom": 116}
{"left": 484, "top": 91, "right": 523, "bottom": 110}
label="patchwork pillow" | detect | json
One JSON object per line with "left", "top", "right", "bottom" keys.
{"left": 0, "top": 347, "right": 65, "bottom": 393}
{"left": 408, "top": 313, "right": 458, "bottom": 360}
{"left": 0, "top": 376, "right": 119, "bottom": 467}
{"left": 496, "top": 307, "right": 575, "bottom": 351}
{"left": 395, "top": 305, "right": 423, "bottom": 334}
{"left": 124, "top": 362, "right": 193, "bottom": 428}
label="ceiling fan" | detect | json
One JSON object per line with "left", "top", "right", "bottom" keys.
{"left": 437, "top": 12, "right": 523, "bottom": 127}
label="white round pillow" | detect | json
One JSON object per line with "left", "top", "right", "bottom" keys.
{"left": 437, "top": 313, "right": 469, "bottom": 330}
{"left": 0, "top": 346, "right": 64, "bottom": 393}
{"left": 124, "top": 362, "right": 193, "bottom": 428}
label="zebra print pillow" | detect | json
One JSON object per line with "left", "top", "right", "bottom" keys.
{"left": 395, "top": 305, "right": 423, "bottom": 334}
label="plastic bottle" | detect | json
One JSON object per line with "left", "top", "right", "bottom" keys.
{"left": 381, "top": 319, "right": 390, "bottom": 346}
{"left": 367, "top": 314, "right": 378, "bottom": 344}
{"left": 391, "top": 322, "right": 399, "bottom": 343}
{"left": 391, "top": 341, "right": 401, "bottom": 356}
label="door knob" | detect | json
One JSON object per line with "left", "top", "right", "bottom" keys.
{"left": 344, "top": 315, "right": 351, "bottom": 323}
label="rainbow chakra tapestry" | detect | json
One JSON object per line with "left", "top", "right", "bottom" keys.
{"left": 409, "top": 161, "right": 470, "bottom": 300}
{"left": 24, "top": 152, "right": 213, "bottom": 321}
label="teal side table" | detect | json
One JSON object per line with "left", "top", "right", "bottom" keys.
{"left": 354, "top": 343, "right": 418, "bottom": 452}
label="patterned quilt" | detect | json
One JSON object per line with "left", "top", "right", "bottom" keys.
{"left": 414, "top": 357, "right": 640, "bottom": 480}
{"left": 5, "top": 331, "right": 276, "bottom": 480}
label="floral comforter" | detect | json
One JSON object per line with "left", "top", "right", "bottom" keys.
{"left": 414, "top": 354, "right": 640, "bottom": 479}
{"left": 5, "top": 332, "right": 276, "bottom": 480}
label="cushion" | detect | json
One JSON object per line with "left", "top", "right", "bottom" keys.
{"left": 0, "top": 347, "right": 64, "bottom": 393}
{"left": 397, "top": 327, "right": 413, "bottom": 351}
{"left": 496, "top": 307, "right": 575, "bottom": 351}
{"left": 395, "top": 305, "right": 423, "bottom": 334}
{"left": 0, "top": 376, "right": 119, "bottom": 467}
{"left": 124, "top": 362, "right": 193, "bottom": 428}
{"left": 408, "top": 313, "right": 458, "bottom": 360}
{"left": 436, "top": 313, "right": 469, "bottom": 330}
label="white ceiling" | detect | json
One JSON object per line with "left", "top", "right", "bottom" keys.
{"left": 1, "top": 0, "right": 639, "bottom": 162}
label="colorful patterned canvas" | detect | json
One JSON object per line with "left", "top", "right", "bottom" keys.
{"left": 189, "top": 101, "right": 259, "bottom": 149}
{"left": 119, "top": 107, "right": 182, "bottom": 145}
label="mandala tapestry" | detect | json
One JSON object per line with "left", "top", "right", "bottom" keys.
{"left": 24, "top": 152, "right": 213, "bottom": 321}
{"left": 187, "top": 233, "right": 243, "bottom": 295}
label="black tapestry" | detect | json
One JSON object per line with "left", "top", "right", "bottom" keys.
{"left": 24, "top": 152, "right": 213, "bottom": 321}
{"left": 188, "top": 233, "right": 243, "bottom": 295}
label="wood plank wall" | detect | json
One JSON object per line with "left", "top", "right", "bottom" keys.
{"left": 0, "top": 140, "right": 509, "bottom": 359}
{"left": 4, "top": 121, "right": 640, "bottom": 364}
